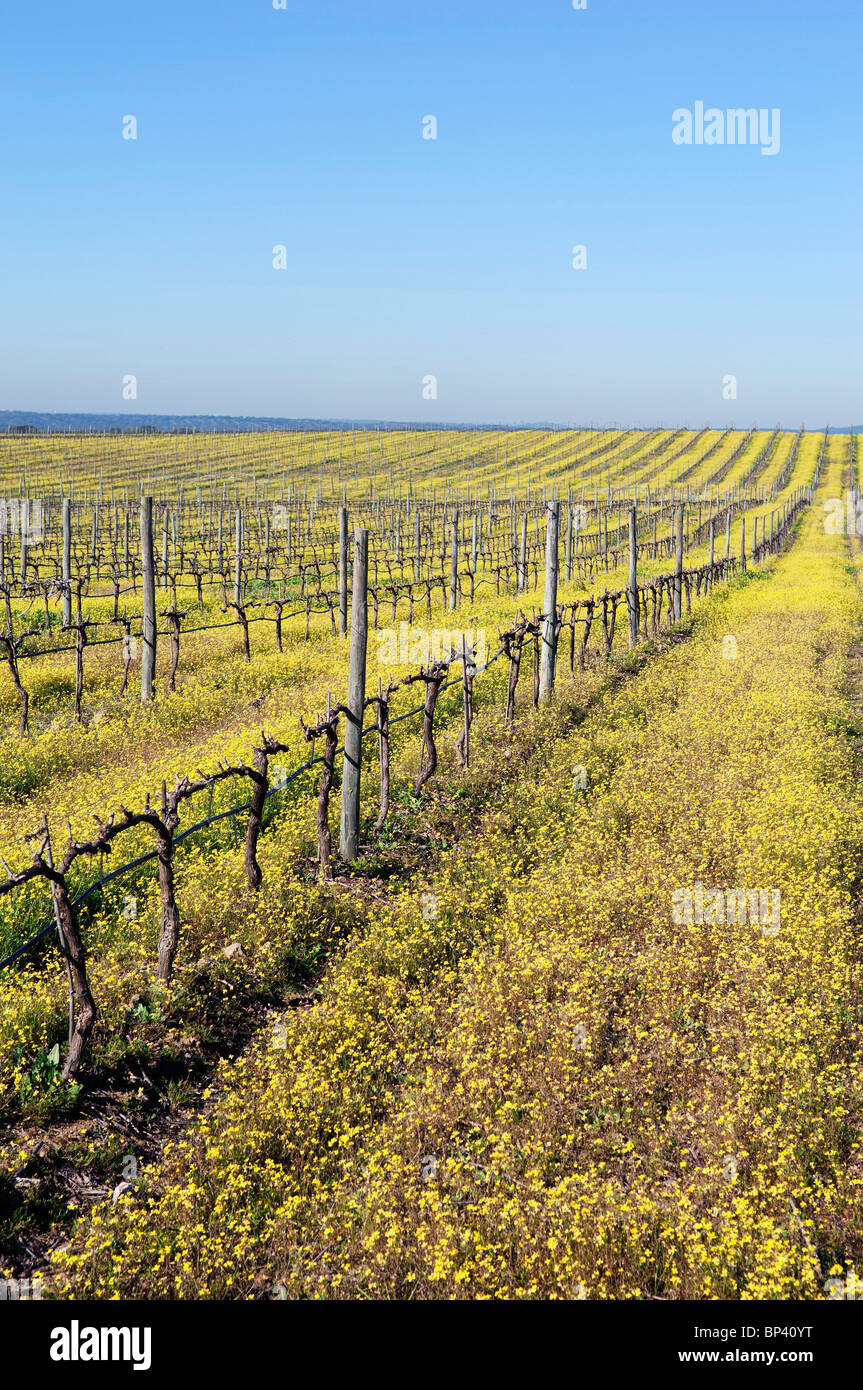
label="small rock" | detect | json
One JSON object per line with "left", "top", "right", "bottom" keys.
{"left": 112, "top": 1181, "right": 134, "bottom": 1205}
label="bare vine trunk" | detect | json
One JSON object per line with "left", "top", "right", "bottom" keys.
{"left": 244, "top": 747, "right": 268, "bottom": 890}
{"left": 51, "top": 875, "right": 97, "bottom": 1080}
{"left": 155, "top": 821, "right": 181, "bottom": 984}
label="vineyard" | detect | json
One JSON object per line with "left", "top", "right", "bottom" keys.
{"left": 1, "top": 424, "right": 862, "bottom": 1301}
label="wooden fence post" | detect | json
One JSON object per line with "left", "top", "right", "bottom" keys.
{"left": 565, "top": 503, "right": 573, "bottom": 581}
{"left": 339, "top": 529, "right": 369, "bottom": 862}
{"left": 61, "top": 498, "right": 72, "bottom": 627}
{"left": 672, "top": 505, "right": 684, "bottom": 621}
{"left": 140, "top": 497, "right": 156, "bottom": 702}
{"left": 538, "top": 501, "right": 560, "bottom": 701}
{"left": 519, "top": 514, "right": 527, "bottom": 592}
{"left": 234, "top": 507, "right": 243, "bottom": 605}
{"left": 339, "top": 505, "right": 348, "bottom": 635}
{"left": 627, "top": 506, "right": 638, "bottom": 646}
{"left": 161, "top": 506, "right": 169, "bottom": 589}
{"left": 449, "top": 512, "right": 459, "bottom": 611}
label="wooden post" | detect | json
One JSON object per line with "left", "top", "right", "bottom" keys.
{"left": 519, "top": 514, "right": 527, "bottom": 592}
{"left": 740, "top": 517, "right": 746, "bottom": 573}
{"left": 140, "top": 497, "right": 157, "bottom": 702}
{"left": 565, "top": 503, "right": 573, "bottom": 581}
{"left": 627, "top": 506, "right": 638, "bottom": 647}
{"left": 538, "top": 501, "right": 560, "bottom": 701}
{"left": 61, "top": 497, "right": 72, "bottom": 627}
{"left": 161, "top": 506, "right": 169, "bottom": 589}
{"left": 234, "top": 507, "right": 242, "bottom": 605}
{"left": 339, "top": 505, "right": 348, "bottom": 635}
{"left": 19, "top": 504, "right": 27, "bottom": 594}
{"left": 339, "top": 529, "right": 369, "bottom": 862}
{"left": 707, "top": 517, "right": 715, "bottom": 591}
{"left": 449, "top": 512, "right": 459, "bottom": 611}
{"left": 672, "top": 505, "right": 684, "bottom": 621}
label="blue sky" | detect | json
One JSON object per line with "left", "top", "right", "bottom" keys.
{"left": 1, "top": 0, "right": 861, "bottom": 426}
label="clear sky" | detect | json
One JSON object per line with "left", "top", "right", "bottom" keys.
{"left": 1, "top": 0, "right": 861, "bottom": 427}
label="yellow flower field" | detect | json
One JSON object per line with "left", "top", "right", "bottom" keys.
{"left": 0, "top": 427, "right": 856, "bottom": 1299}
